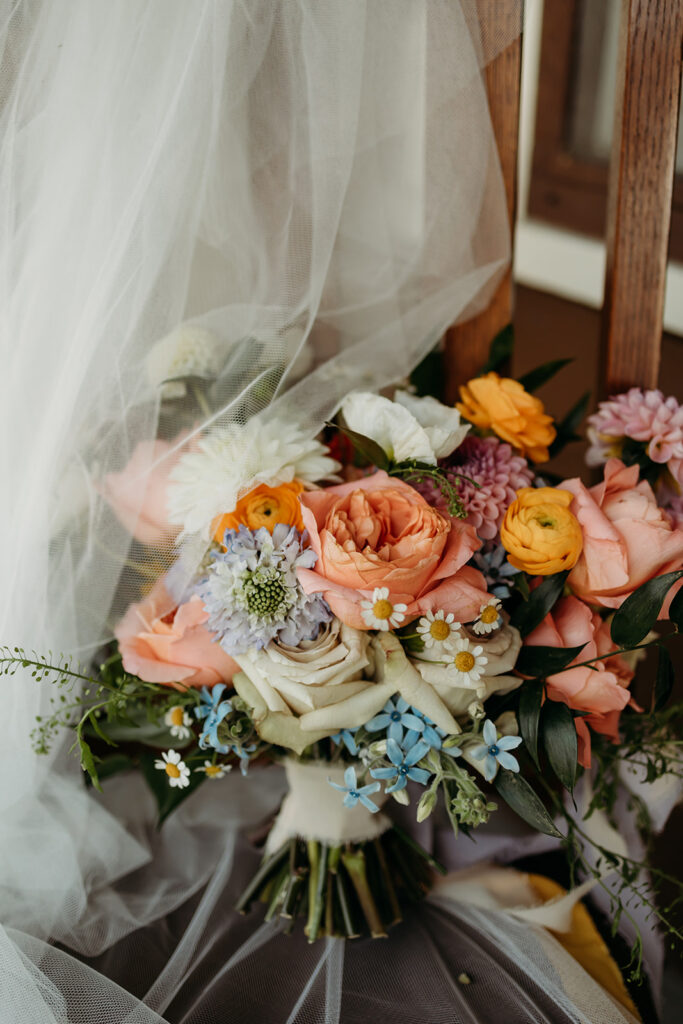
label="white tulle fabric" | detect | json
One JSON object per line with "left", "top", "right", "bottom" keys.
{"left": 0, "top": 1, "right": 640, "bottom": 1020}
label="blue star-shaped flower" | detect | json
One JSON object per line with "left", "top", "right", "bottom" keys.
{"left": 365, "top": 696, "right": 425, "bottom": 744}
{"left": 471, "top": 719, "right": 523, "bottom": 781}
{"left": 402, "top": 709, "right": 453, "bottom": 752}
{"left": 331, "top": 728, "right": 360, "bottom": 756}
{"left": 195, "top": 683, "right": 233, "bottom": 753}
{"left": 370, "top": 737, "right": 431, "bottom": 793}
{"left": 328, "top": 766, "right": 381, "bottom": 812}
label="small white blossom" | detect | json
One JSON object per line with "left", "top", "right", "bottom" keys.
{"left": 154, "top": 749, "right": 191, "bottom": 788}
{"left": 446, "top": 637, "right": 488, "bottom": 688}
{"left": 360, "top": 587, "right": 407, "bottom": 631}
{"left": 146, "top": 324, "right": 222, "bottom": 399}
{"left": 196, "top": 760, "right": 230, "bottom": 779}
{"left": 164, "top": 706, "right": 193, "bottom": 740}
{"left": 416, "top": 609, "right": 461, "bottom": 649}
{"left": 471, "top": 597, "right": 503, "bottom": 636}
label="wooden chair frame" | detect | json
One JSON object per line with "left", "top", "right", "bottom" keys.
{"left": 444, "top": 0, "right": 683, "bottom": 402}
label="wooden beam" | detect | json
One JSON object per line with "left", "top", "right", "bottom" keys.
{"left": 601, "top": 0, "right": 683, "bottom": 395}
{"left": 444, "top": 2, "right": 522, "bottom": 402}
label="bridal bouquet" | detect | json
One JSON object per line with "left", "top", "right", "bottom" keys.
{"left": 6, "top": 334, "right": 683, "bottom": 958}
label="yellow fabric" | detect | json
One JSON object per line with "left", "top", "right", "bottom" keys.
{"left": 527, "top": 874, "right": 640, "bottom": 1021}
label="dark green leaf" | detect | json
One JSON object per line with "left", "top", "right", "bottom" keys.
{"left": 87, "top": 710, "right": 118, "bottom": 747}
{"left": 331, "top": 422, "right": 390, "bottom": 470}
{"left": 518, "top": 358, "right": 573, "bottom": 394}
{"left": 94, "top": 753, "right": 135, "bottom": 782}
{"left": 548, "top": 391, "right": 591, "bottom": 459}
{"left": 494, "top": 769, "right": 562, "bottom": 838}
{"left": 410, "top": 348, "right": 445, "bottom": 401}
{"left": 515, "top": 573, "right": 531, "bottom": 600}
{"left": 518, "top": 679, "right": 544, "bottom": 769}
{"left": 669, "top": 583, "right": 683, "bottom": 631}
{"left": 653, "top": 644, "right": 675, "bottom": 712}
{"left": 510, "top": 571, "right": 569, "bottom": 639}
{"left": 515, "top": 643, "right": 586, "bottom": 678}
{"left": 610, "top": 570, "right": 683, "bottom": 647}
{"left": 478, "top": 324, "right": 514, "bottom": 375}
{"left": 541, "top": 701, "right": 578, "bottom": 792}
{"left": 76, "top": 729, "right": 102, "bottom": 792}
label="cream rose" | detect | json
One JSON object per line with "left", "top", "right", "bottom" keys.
{"left": 411, "top": 623, "right": 522, "bottom": 716}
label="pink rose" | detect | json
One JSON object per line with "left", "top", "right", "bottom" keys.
{"left": 101, "top": 437, "right": 186, "bottom": 547}
{"left": 115, "top": 581, "right": 237, "bottom": 690}
{"left": 297, "top": 471, "right": 489, "bottom": 630}
{"left": 525, "top": 595, "right": 634, "bottom": 767}
{"left": 562, "top": 458, "right": 683, "bottom": 609}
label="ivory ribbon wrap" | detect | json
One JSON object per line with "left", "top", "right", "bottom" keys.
{"left": 265, "top": 759, "right": 391, "bottom": 855}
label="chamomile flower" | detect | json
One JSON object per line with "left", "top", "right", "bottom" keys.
{"left": 154, "top": 749, "right": 191, "bottom": 789}
{"left": 471, "top": 597, "right": 502, "bottom": 636}
{"left": 196, "top": 760, "right": 230, "bottom": 779}
{"left": 446, "top": 637, "right": 488, "bottom": 688}
{"left": 416, "top": 609, "right": 461, "bottom": 649}
{"left": 360, "top": 587, "right": 407, "bottom": 631}
{"left": 164, "top": 706, "right": 193, "bottom": 740}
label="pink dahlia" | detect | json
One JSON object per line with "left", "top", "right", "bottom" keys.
{"left": 586, "top": 388, "right": 683, "bottom": 491}
{"left": 416, "top": 435, "right": 534, "bottom": 540}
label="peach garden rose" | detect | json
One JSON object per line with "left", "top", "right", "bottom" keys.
{"left": 296, "top": 471, "right": 489, "bottom": 630}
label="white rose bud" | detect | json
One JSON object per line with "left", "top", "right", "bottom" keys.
{"left": 416, "top": 789, "right": 437, "bottom": 823}
{"left": 467, "top": 700, "right": 486, "bottom": 721}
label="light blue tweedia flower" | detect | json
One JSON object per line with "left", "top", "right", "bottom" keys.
{"left": 370, "top": 737, "right": 431, "bottom": 793}
{"left": 328, "top": 766, "right": 381, "bottom": 812}
{"left": 228, "top": 741, "right": 257, "bottom": 776}
{"left": 403, "top": 709, "right": 450, "bottom": 752}
{"left": 365, "top": 696, "right": 425, "bottom": 745}
{"left": 471, "top": 719, "right": 523, "bottom": 782}
{"left": 472, "top": 542, "right": 520, "bottom": 599}
{"left": 197, "top": 523, "right": 331, "bottom": 655}
{"left": 195, "top": 683, "right": 233, "bottom": 753}
{"left": 331, "top": 728, "right": 360, "bottom": 756}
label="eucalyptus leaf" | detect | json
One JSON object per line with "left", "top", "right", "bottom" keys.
{"left": 510, "top": 571, "right": 569, "bottom": 639}
{"left": 331, "top": 422, "right": 390, "bottom": 470}
{"left": 515, "top": 643, "right": 586, "bottom": 678}
{"left": 478, "top": 324, "right": 514, "bottom": 375}
{"left": 494, "top": 769, "right": 562, "bottom": 838}
{"left": 541, "top": 701, "right": 578, "bottom": 792}
{"left": 518, "top": 358, "right": 572, "bottom": 394}
{"left": 610, "top": 570, "right": 683, "bottom": 647}
{"left": 518, "top": 679, "right": 544, "bottom": 769}
{"left": 653, "top": 644, "right": 675, "bottom": 712}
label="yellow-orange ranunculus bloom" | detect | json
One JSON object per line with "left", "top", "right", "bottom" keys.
{"left": 456, "top": 372, "right": 556, "bottom": 462}
{"left": 500, "top": 487, "right": 583, "bottom": 576}
{"left": 212, "top": 480, "right": 304, "bottom": 544}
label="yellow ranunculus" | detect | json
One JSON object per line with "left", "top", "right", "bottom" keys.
{"left": 212, "top": 479, "right": 304, "bottom": 544}
{"left": 500, "top": 487, "right": 583, "bottom": 576}
{"left": 456, "top": 372, "right": 556, "bottom": 462}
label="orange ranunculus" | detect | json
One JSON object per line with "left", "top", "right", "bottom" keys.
{"left": 456, "top": 372, "right": 556, "bottom": 462}
{"left": 115, "top": 581, "right": 237, "bottom": 691}
{"left": 296, "top": 471, "right": 489, "bottom": 630}
{"left": 525, "top": 595, "right": 635, "bottom": 768}
{"left": 212, "top": 480, "right": 304, "bottom": 544}
{"left": 500, "top": 487, "right": 583, "bottom": 576}
{"left": 562, "top": 459, "right": 683, "bottom": 609}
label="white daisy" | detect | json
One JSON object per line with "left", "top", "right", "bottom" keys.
{"left": 154, "top": 749, "right": 191, "bottom": 788}
{"left": 164, "top": 706, "right": 193, "bottom": 740}
{"left": 446, "top": 637, "right": 488, "bottom": 688}
{"left": 471, "top": 597, "right": 503, "bottom": 636}
{"left": 416, "top": 609, "right": 461, "bottom": 649}
{"left": 196, "top": 760, "right": 230, "bottom": 780}
{"left": 360, "top": 587, "right": 408, "bottom": 631}
{"left": 168, "top": 418, "right": 340, "bottom": 538}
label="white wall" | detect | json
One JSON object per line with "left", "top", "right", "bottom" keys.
{"left": 514, "top": 0, "right": 683, "bottom": 337}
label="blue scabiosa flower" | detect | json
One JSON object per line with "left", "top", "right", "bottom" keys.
{"left": 471, "top": 719, "right": 523, "bottom": 781}
{"left": 331, "top": 728, "right": 360, "bottom": 756}
{"left": 365, "top": 696, "right": 424, "bottom": 744}
{"left": 371, "top": 737, "right": 431, "bottom": 793}
{"left": 195, "top": 683, "right": 233, "bottom": 753}
{"left": 197, "top": 523, "right": 331, "bottom": 655}
{"left": 328, "top": 766, "right": 381, "bottom": 812}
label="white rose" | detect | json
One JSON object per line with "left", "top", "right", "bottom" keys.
{"left": 412, "top": 624, "right": 522, "bottom": 716}
{"left": 340, "top": 390, "right": 468, "bottom": 466}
